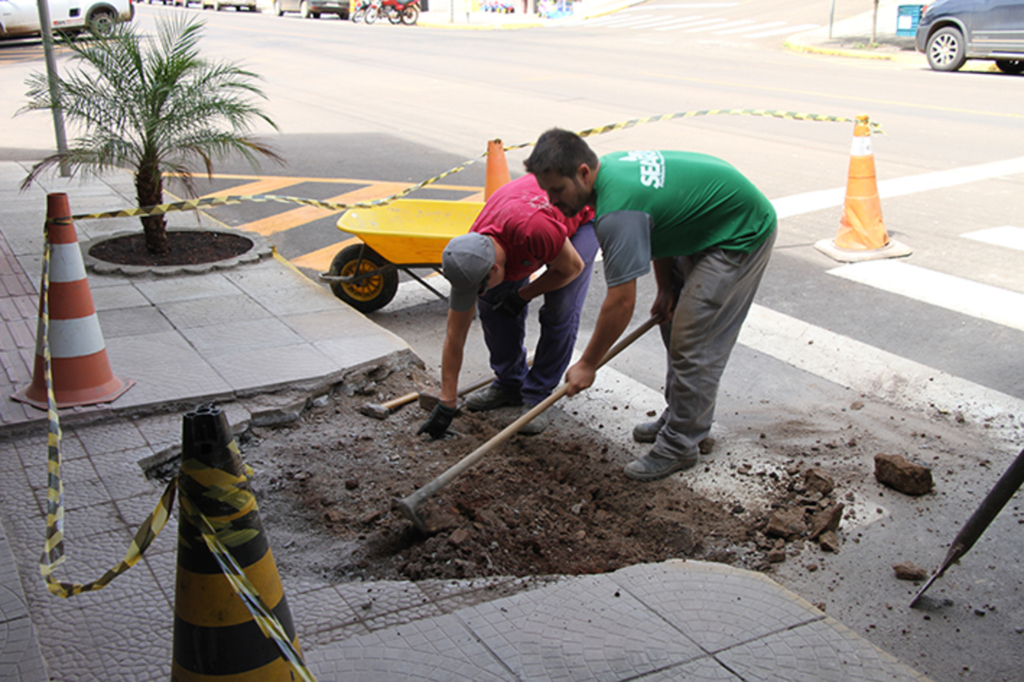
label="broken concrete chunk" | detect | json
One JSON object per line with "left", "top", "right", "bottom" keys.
{"left": 809, "top": 503, "right": 845, "bottom": 540}
{"left": 766, "top": 507, "right": 808, "bottom": 539}
{"left": 875, "top": 453, "right": 933, "bottom": 496}
{"left": 818, "top": 530, "right": 840, "bottom": 553}
{"left": 803, "top": 468, "right": 835, "bottom": 495}
{"left": 893, "top": 561, "right": 929, "bottom": 581}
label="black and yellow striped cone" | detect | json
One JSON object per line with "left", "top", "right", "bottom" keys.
{"left": 172, "top": 405, "right": 303, "bottom": 681}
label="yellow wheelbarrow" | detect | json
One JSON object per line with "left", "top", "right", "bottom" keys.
{"left": 320, "top": 199, "right": 484, "bottom": 313}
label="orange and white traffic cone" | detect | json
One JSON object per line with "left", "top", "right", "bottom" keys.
{"left": 815, "top": 115, "right": 911, "bottom": 263}
{"left": 11, "top": 193, "right": 134, "bottom": 410}
{"left": 483, "top": 138, "right": 512, "bottom": 201}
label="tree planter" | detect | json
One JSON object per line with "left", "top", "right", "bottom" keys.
{"left": 82, "top": 226, "right": 273, "bottom": 276}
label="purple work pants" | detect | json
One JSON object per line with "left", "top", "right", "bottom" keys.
{"left": 476, "top": 221, "right": 598, "bottom": 406}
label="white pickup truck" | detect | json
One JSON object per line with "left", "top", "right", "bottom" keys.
{"left": 0, "top": 0, "right": 133, "bottom": 38}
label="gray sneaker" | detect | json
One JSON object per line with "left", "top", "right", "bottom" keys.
{"left": 632, "top": 417, "right": 666, "bottom": 443}
{"left": 623, "top": 449, "right": 698, "bottom": 481}
{"left": 517, "top": 403, "right": 550, "bottom": 435}
{"left": 465, "top": 384, "right": 523, "bottom": 412}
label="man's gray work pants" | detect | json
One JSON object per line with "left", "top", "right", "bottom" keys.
{"left": 653, "top": 227, "right": 777, "bottom": 460}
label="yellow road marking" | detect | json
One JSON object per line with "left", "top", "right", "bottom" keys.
{"left": 290, "top": 237, "right": 361, "bottom": 272}
{"left": 201, "top": 177, "right": 306, "bottom": 198}
{"left": 237, "top": 181, "right": 411, "bottom": 236}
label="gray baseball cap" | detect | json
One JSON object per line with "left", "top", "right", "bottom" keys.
{"left": 442, "top": 233, "right": 495, "bottom": 312}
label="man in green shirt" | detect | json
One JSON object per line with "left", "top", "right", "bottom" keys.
{"left": 525, "top": 128, "right": 777, "bottom": 481}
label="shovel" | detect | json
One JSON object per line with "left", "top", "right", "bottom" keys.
{"left": 911, "top": 447, "right": 1024, "bottom": 607}
{"left": 395, "top": 315, "right": 658, "bottom": 533}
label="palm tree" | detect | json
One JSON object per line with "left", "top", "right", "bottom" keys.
{"left": 21, "top": 15, "right": 282, "bottom": 255}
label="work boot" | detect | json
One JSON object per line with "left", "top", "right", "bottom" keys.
{"left": 464, "top": 384, "right": 522, "bottom": 412}
{"left": 632, "top": 416, "right": 666, "bottom": 443}
{"left": 623, "top": 449, "right": 698, "bottom": 482}
{"left": 517, "top": 402, "right": 551, "bottom": 435}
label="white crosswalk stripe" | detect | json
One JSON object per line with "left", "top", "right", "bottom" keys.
{"left": 577, "top": 10, "right": 817, "bottom": 37}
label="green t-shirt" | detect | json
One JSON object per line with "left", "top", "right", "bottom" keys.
{"left": 593, "top": 151, "right": 776, "bottom": 287}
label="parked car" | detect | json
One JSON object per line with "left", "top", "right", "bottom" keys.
{"left": 200, "top": 0, "right": 256, "bottom": 11}
{"left": 0, "top": 0, "right": 133, "bottom": 37}
{"left": 273, "top": 0, "right": 348, "bottom": 19}
{"left": 915, "top": 0, "right": 1024, "bottom": 73}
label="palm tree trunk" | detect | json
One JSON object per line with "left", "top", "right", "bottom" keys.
{"left": 136, "top": 165, "right": 169, "bottom": 255}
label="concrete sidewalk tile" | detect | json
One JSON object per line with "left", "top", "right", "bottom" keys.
{"left": 206, "top": 342, "right": 338, "bottom": 394}
{"left": 98, "top": 305, "right": 175, "bottom": 338}
{"left": 92, "top": 450, "right": 164, "bottom": 502}
{"left": 75, "top": 420, "right": 149, "bottom": 458}
{"left": 303, "top": 613, "right": 517, "bottom": 681}
{"left": 181, "top": 317, "right": 304, "bottom": 356}
{"left": 716, "top": 616, "right": 931, "bottom": 682}
{"left": 459, "top": 573, "right": 705, "bottom": 681}
{"left": 290, "top": 584, "right": 366, "bottom": 645}
{"left": 224, "top": 263, "right": 342, "bottom": 316}
{"left": 89, "top": 281, "right": 153, "bottom": 311}
{"left": 133, "top": 273, "right": 241, "bottom": 305}
{"left": 158, "top": 294, "right": 274, "bottom": 330}
{"left": 611, "top": 560, "right": 823, "bottom": 653}
{"left": 103, "top": 330, "right": 234, "bottom": 407}
{"left": 331, "top": 577, "right": 436, "bottom": 618}
{"left": 627, "top": 656, "right": 745, "bottom": 681}
{"left": 0, "top": 614, "right": 48, "bottom": 682}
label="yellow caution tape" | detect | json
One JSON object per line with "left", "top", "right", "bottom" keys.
{"left": 37, "top": 216, "right": 176, "bottom": 598}
{"left": 35, "top": 221, "right": 312, "bottom": 679}
{"left": 70, "top": 110, "right": 882, "bottom": 221}
{"left": 178, "top": 479, "right": 315, "bottom": 682}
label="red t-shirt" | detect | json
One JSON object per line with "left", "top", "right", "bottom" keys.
{"left": 471, "top": 175, "right": 594, "bottom": 283}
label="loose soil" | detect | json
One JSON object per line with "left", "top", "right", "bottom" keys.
{"left": 241, "top": 367, "right": 834, "bottom": 584}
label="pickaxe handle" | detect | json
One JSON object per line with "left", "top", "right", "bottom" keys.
{"left": 911, "top": 447, "right": 1024, "bottom": 606}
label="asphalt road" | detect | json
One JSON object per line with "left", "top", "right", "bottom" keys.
{"left": 2, "top": 3, "right": 1024, "bottom": 679}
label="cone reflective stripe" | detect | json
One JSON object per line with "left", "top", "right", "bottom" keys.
{"left": 172, "top": 405, "right": 304, "bottom": 681}
{"left": 12, "top": 193, "right": 134, "bottom": 409}
{"left": 815, "top": 115, "right": 912, "bottom": 263}
{"left": 483, "top": 138, "right": 512, "bottom": 201}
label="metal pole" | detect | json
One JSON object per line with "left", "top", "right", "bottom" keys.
{"left": 36, "top": 0, "right": 70, "bottom": 177}
{"left": 828, "top": 0, "right": 835, "bottom": 39}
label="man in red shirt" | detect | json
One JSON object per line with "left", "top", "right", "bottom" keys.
{"left": 418, "top": 174, "right": 597, "bottom": 438}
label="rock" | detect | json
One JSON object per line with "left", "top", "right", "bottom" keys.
{"left": 766, "top": 507, "right": 808, "bottom": 539}
{"left": 875, "top": 454, "right": 933, "bottom": 495}
{"left": 818, "top": 530, "right": 840, "bottom": 553}
{"left": 893, "top": 561, "right": 929, "bottom": 581}
{"left": 803, "top": 468, "right": 835, "bottom": 495}
{"left": 768, "top": 547, "right": 787, "bottom": 563}
{"left": 698, "top": 437, "right": 715, "bottom": 454}
{"left": 449, "top": 528, "right": 471, "bottom": 546}
{"left": 809, "top": 503, "right": 845, "bottom": 540}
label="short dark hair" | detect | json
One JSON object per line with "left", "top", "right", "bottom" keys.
{"left": 524, "top": 128, "right": 599, "bottom": 177}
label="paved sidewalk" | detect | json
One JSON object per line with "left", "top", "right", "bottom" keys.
{"left": 0, "top": 88, "right": 935, "bottom": 682}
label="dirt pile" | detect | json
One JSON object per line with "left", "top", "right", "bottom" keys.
{"left": 242, "top": 367, "right": 850, "bottom": 584}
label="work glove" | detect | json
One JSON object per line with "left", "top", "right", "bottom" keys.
{"left": 417, "top": 402, "right": 457, "bottom": 440}
{"left": 492, "top": 288, "right": 528, "bottom": 318}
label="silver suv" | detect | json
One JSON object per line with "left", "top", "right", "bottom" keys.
{"left": 0, "top": 0, "right": 133, "bottom": 37}
{"left": 915, "top": 0, "right": 1024, "bottom": 72}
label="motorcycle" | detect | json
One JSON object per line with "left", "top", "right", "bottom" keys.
{"left": 351, "top": 0, "right": 380, "bottom": 22}
{"left": 351, "top": 0, "right": 418, "bottom": 24}
{"left": 383, "top": 0, "right": 419, "bottom": 24}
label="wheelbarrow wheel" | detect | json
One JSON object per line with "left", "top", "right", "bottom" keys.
{"left": 328, "top": 244, "right": 399, "bottom": 313}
